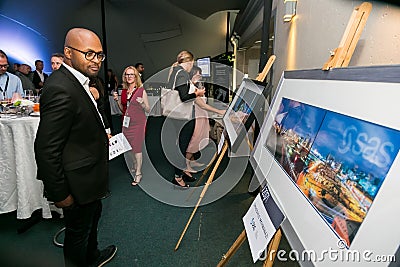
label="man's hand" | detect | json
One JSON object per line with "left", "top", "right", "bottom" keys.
{"left": 55, "top": 194, "right": 74, "bottom": 208}
{"left": 113, "top": 91, "right": 119, "bottom": 101}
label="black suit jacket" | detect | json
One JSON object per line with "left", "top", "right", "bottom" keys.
{"left": 34, "top": 65, "right": 109, "bottom": 205}
{"left": 32, "top": 70, "right": 48, "bottom": 89}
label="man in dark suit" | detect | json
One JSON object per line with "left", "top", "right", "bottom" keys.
{"left": 34, "top": 28, "right": 116, "bottom": 267}
{"left": 134, "top": 62, "right": 145, "bottom": 83}
{"left": 31, "top": 59, "right": 48, "bottom": 95}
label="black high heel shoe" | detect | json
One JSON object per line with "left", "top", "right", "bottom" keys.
{"left": 172, "top": 177, "right": 189, "bottom": 188}
{"left": 182, "top": 171, "right": 196, "bottom": 182}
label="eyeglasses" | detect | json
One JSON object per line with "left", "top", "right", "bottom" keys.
{"left": 66, "top": 46, "right": 106, "bottom": 62}
{"left": 0, "top": 64, "right": 9, "bottom": 69}
{"left": 124, "top": 73, "right": 135, "bottom": 77}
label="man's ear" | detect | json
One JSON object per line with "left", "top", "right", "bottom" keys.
{"left": 64, "top": 47, "right": 72, "bottom": 60}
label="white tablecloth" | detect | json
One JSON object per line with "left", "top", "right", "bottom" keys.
{"left": 0, "top": 116, "right": 52, "bottom": 219}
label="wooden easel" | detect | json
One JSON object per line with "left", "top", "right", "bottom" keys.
{"left": 175, "top": 140, "right": 228, "bottom": 251}
{"left": 216, "top": 54, "right": 280, "bottom": 266}
{"left": 217, "top": 2, "right": 372, "bottom": 266}
{"left": 322, "top": 2, "right": 372, "bottom": 70}
{"left": 174, "top": 55, "right": 276, "bottom": 251}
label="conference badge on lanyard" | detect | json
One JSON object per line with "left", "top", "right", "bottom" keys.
{"left": 122, "top": 115, "right": 130, "bottom": 128}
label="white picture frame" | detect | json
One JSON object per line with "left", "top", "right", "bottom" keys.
{"left": 251, "top": 65, "right": 400, "bottom": 266}
{"left": 222, "top": 78, "right": 268, "bottom": 152}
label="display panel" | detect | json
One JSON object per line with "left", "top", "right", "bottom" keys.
{"left": 196, "top": 57, "right": 211, "bottom": 77}
{"left": 222, "top": 78, "right": 269, "bottom": 152}
{"left": 251, "top": 65, "right": 400, "bottom": 266}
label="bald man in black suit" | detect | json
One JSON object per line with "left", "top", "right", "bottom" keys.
{"left": 34, "top": 28, "right": 116, "bottom": 267}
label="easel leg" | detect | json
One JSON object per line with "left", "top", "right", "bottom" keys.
{"left": 217, "top": 230, "right": 247, "bottom": 267}
{"left": 185, "top": 151, "right": 218, "bottom": 202}
{"left": 216, "top": 227, "right": 282, "bottom": 267}
{"left": 196, "top": 151, "right": 218, "bottom": 185}
{"left": 263, "top": 228, "right": 282, "bottom": 267}
{"left": 175, "top": 141, "right": 229, "bottom": 251}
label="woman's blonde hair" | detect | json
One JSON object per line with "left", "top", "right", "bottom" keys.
{"left": 176, "top": 50, "right": 194, "bottom": 64}
{"left": 121, "top": 66, "right": 143, "bottom": 89}
{"left": 168, "top": 50, "right": 195, "bottom": 79}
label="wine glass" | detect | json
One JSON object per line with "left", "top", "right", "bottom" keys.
{"left": 25, "top": 90, "right": 34, "bottom": 101}
{"left": 0, "top": 99, "right": 6, "bottom": 113}
{"left": 1, "top": 98, "right": 11, "bottom": 118}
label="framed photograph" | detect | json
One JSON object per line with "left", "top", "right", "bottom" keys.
{"left": 251, "top": 65, "right": 400, "bottom": 265}
{"left": 223, "top": 78, "right": 270, "bottom": 152}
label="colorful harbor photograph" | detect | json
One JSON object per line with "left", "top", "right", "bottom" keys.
{"left": 265, "top": 97, "right": 400, "bottom": 246}
{"left": 228, "top": 87, "right": 259, "bottom": 133}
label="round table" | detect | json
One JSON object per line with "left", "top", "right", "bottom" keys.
{"left": 0, "top": 116, "right": 52, "bottom": 219}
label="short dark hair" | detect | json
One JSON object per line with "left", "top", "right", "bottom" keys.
{"left": 134, "top": 62, "right": 143, "bottom": 68}
{"left": 35, "top": 59, "right": 44, "bottom": 65}
{"left": 0, "top": 49, "right": 8, "bottom": 62}
{"left": 51, "top": 53, "right": 64, "bottom": 59}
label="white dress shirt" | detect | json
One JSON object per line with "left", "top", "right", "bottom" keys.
{"left": 62, "top": 63, "right": 109, "bottom": 133}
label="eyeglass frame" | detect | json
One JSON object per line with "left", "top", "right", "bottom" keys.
{"left": 66, "top": 46, "right": 106, "bottom": 62}
{"left": 0, "top": 64, "right": 9, "bottom": 69}
{"left": 124, "top": 73, "right": 136, "bottom": 77}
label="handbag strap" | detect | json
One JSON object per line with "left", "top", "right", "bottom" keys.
{"left": 172, "top": 69, "right": 183, "bottom": 90}
{"left": 173, "top": 69, "right": 194, "bottom": 107}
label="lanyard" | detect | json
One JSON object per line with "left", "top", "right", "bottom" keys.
{"left": 126, "top": 87, "right": 136, "bottom": 110}
{"left": 0, "top": 74, "right": 9, "bottom": 99}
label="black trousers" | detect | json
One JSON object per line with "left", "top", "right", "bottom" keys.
{"left": 171, "top": 118, "right": 195, "bottom": 177}
{"left": 63, "top": 200, "right": 102, "bottom": 267}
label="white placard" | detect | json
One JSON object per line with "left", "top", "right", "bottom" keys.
{"left": 109, "top": 133, "right": 132, "bottom": 160}
{"left": 243, "top": 185, "right": 285, "bottom": 263}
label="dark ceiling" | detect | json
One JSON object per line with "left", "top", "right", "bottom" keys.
{"left": 166, "top": 0, "right": 250, "bottom": 20}
{"left": 0, "top": 0, "right": 252, "bottom": 76}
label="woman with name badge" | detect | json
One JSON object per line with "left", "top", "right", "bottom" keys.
{"left": 114, "top": 66, "right": 149, "bottom": 186}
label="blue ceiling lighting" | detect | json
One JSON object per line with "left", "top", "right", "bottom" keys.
{"left": 0, "top": 14, "right": 52, "bottom": 73}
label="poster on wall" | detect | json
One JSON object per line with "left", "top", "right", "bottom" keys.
{"left": 251, "top": 65, "right": 400, "bottom": 266}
